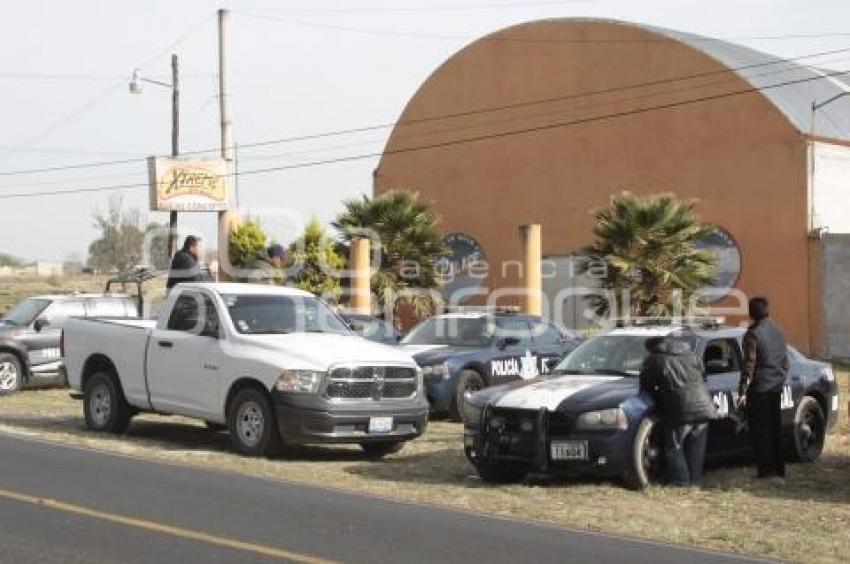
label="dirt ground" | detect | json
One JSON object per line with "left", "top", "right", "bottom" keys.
{"left": 0, "top": 372, "right": 847, "bottom": 564}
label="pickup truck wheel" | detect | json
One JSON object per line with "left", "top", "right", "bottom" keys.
{"left": 0, "top": 353, "right": 23, "bottom": 394}
{"left": 360, "top": 441, "right": 404, "bottom": 459}
{"left": 790, "top": 396, "right": 826, "bottom": 463}
{"left": 228, "top": 388, "right": 282, "bottom": 457}
{"left": 83, "top": 372, "right": 131, "bottom": 434}
{"left": 450, "top": 370, "right": 485, "bottom": 422}
{"left": 624, "top": 417, "right": 664, "bottom": 490}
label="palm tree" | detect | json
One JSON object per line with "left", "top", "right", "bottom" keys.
{"left": 333, "top": 190, "right": 447, "bottom": 317}
{"left": 579, "top": 192, "right": 717, "bottom": 318}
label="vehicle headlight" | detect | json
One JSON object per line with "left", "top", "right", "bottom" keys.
{"left": 276, "top": 370, "right": 325, "bottom": 394}
{"left": 823, "top": 366, "right": 835, "bottom": 382}
{"left": 575, "top": 408, "right": 628, "bottom": 431}
{"left": 421, "top": 362, "right": 450, "bottom": 381}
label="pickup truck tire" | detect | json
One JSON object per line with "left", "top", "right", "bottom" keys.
{"left": 360, "top": 441, "right": 404, "bottom": 458}
{"left": 0, "top": 352, "right": 23, "bottom": 394}
{"left": 450, "top": 370, "right": 486, "bottom": 422}
{"left": 227, "top": 388, "right": 282, "bottom": 457}
{"left": 83, "top": 372, "right": 131, "bottom": 434}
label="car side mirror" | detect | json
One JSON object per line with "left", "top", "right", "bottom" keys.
{"left": 34, "top": 317, "right": 50, "bottom": 332}
{"left": 498, "top": 336, "right": 521, "bottom": 349}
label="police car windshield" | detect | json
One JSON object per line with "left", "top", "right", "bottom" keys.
{"left": 2, "top": 298, "right": 50, "bottom": 326}
{"left": 555, "top": 334, "right": 695, "bottom": 377}
{"left": 223, "top": 294, "right": 351, "bottom": 335}
{"left": 402, "top": 316, "right": 493, "bottom": 347}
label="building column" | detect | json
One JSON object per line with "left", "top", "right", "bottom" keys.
{"left": 350, "top": 237, "right": 371, "bottom": 315}
{"left": 519, "top": 224, "right": 542, "bottom": 316}
{"left": 216, "top": 210, "right": 240, "bottom": 281}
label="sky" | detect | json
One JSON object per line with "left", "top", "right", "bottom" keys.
{"left": 1, "top": 0, "right": 849, "bottom": 262}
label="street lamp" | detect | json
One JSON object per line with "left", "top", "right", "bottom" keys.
{"left": 129, "top": 54, "right": 180, "bottom": 257}
{"left": 808, "top": 91, "right": 849, "bottom": 234}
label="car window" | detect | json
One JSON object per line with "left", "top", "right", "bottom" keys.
{"left": 168, "top": 293, "right": 219, "bottom": 336}
{"left": 42, "top": 299, "right": 87, "bottom": 327}
{"left": 88, "top": 298, "right": 133, "bottom": 317}
{"left": 402, "top": 316, "right": 493, "bottom": 346}
{"left": 703, "top": 339, "right": 742, "bottom": 374}
{"left": 2, "top": 298, "right": 50, "bottom": 326}
{"left": 224, "top": 294, "right": 350, "bottom": 336}
{"left": 531, "top": 322, "right": 561, "bottom": 345}
{"left": 496, "top": 319, "right": 533, "bottom": 345}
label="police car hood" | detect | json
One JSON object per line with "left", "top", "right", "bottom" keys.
{"left": 471, "top": 373, "right": 639, "bottom": 413}
{"left": 399, "top": 344, "right": 482, "bottom": 365}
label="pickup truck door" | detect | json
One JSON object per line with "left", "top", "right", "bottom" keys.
{"left": 146, "top": 292, "right": 225, "bottom": 418}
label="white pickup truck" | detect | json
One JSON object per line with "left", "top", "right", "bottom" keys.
{"left": 63, "top": 283, "right": 428, "bottom": 457}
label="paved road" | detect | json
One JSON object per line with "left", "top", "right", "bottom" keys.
{"left": 0, "top": 434, "right": 763, "bottom": 564}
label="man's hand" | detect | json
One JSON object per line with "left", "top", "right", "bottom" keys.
{"left": 736, "top": 394, "right": 747, "bottom": 409}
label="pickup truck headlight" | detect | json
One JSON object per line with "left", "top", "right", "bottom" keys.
{"left": 575, "top": 407, "right": 628, "bottom": 431}
{"left": 276, "top": 370, "right": 325, "bottom": 394}
{"left": 421, "top": 363, "right": 449, "bottom": 381}
{"left": 822, "top": 366, "right": 835, "bottom": 382}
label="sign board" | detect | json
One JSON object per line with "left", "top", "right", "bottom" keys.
{"left": 437, "top": 233, "right": 487, "bottom": 303}
{"left": 695, "top": 226, "right": 742, "bottom": 303}
{"left": 147, "top": 157, "right": 230, "bottom": 212}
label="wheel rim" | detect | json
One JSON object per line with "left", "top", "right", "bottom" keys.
{"left": 89, "top": 383, "right": 112, "bottom": 427}
{"left": 798, "top": 405, "right": 824, "bottom": 456}
{"left": 640, "top": 424, "right": 664, "bottom": 484}
{"left": 236, "top": 401, "right": 265, "bottom": 448}
{"left": 0, "top": 361, "right": 19, "bottom": 391}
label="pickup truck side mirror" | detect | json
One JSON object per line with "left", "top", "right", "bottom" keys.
{"left": 33, "top": 317, "right": 50, "bottom": 332}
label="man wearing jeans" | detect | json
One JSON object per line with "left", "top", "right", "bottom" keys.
{"left": 640, "top": 337, "right": 718, "bottom": 486}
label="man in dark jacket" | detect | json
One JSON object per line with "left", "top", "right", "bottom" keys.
{"left": 640, "top": 336, "right": 717, "bottom": 486}
{"left": 166, "top": 236, "right": 203, "bottom": 290}
{"left": 241, "top": 243, "right": 285, "bottom": 285}
{"left": 737, "top": 297, "right": 789, "bottom": 479}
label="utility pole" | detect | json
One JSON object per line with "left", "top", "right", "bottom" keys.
{"left": 217, "top": 8, "right": 236, "bottom": 280}
{"left": 168, "top": 53, "right": 180, "bottom": 257}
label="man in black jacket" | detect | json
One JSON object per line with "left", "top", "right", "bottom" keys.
{"left": 640, "top": 336, "right": 718, "bottom": 486}
{"left": 166, "top": 236, "right": 203, "bottom": 290}
{"left": 737, "top": 297, "right": 789, "bottom": 479}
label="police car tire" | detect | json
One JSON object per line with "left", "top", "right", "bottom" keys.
{"left": 451, "top": 370, "right": 486, "bottom": 422}
{"left": 625, "top": 417, "right": 663, "bottom": 490}
{"left": 474, "top": 460, "right": 528, "bottom": 484}
{"left": 790, "top": 396, "right": 826, "bottom": 463}
{"left": 360, "top": 441, "right": 404, "bottom": 458}
{"left": 83, "top": 372, "right": 132, "bottom": 434}
{"left": 227, "top": 387, "right": 283, "bottom": 458}
{"left": 0, "top": 352, "right": 23, "bottom": 394}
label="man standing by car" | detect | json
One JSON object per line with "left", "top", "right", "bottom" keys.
{"left": 241, "top": 243, "right": 285, "bottom": 285}
{"left": 640, "top": 336, "right": 717, "bottom": 486}
{"left": 166, "top": 236, "right": 203, "bottom": 290}
{"left": 737, "top": 297, "right": 789, "bottom": 480}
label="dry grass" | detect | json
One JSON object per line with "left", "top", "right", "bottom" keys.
{"left": 0, "top": 276, "right": 109, "bottom": 311}
{"left": 0, "top": 374, "right": 847, "bottom": 563}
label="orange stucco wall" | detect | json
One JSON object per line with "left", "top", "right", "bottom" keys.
{"left": 375, "top": 20, "right": 815, "bottom": 350}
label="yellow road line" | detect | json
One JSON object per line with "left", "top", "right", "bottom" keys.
{"left": 0, "top": 486, "right": 336, "bottom": 564}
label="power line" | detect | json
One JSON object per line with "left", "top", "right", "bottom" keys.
{"left": 1, "top": 66, "right": 847, "bottom": 201}
{"left": 3, "top": 43, "right": 849, "bottom": 180}
{"left": 241, "top": 1, "right": 594, "bottom": 15}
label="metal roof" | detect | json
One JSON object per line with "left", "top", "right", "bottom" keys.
{"left": 639, "top": 23, "right": 850, "bottom": 142}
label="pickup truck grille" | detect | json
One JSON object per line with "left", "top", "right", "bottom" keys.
{"left": 326, "top": 366, "right": 417, "bottom": 400}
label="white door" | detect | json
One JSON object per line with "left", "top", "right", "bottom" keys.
{"left": 146, "top": 291, "right": 224, "bottom": 419}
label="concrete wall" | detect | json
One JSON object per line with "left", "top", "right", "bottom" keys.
{"left": 375, "top": 19, "right": 816, "bottom": 350}
{"left": 821, "top": 234, "right": 850, "bottom": 359}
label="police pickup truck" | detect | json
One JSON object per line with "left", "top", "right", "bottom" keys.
{"left": 0, "top": 293, "right": 138, "bottom": 393}
{"left": 400, "top": 311, "right": 580, "bottom": 420}
{"left": 63, "top": 283, "right": 428, "bottom": 458}
{"left": 462, "top": 319, "right": 839, "bottom": 488}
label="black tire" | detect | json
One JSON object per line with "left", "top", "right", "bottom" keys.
{"left": 624, "top": 417, "right": 665, "bottom": 490}
{"left": 204, "top": 420, "right": 228, "bottom": 432}
{"left": 0, "top": 352, "right": 23, "bottom": 394}
{"left": 473, "top": 459, "right": 528, "bottom": 484}
{"left": 450, "top": 370, "right": 486, "bottom": 422}
{"left": 360, "top": 441, "right": 405, "bottom": 459}
{"left": 83, "top": 372, "right": 132, "bottom": 434}
{"left": 227, "top": 387, "right": 282, "bottom": 457}
{"left": 790, "top": 396, "right": 826, "bottom": 463}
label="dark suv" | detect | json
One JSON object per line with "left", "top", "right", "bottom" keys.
{"left": 0, "top": 293, "right": 138, "bottom": 392}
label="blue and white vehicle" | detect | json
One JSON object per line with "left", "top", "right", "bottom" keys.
{"left": 462, "top": 319, "right": 839, "bottom": 488}
{"left": 400, "top": 311, "right": 581, "bottom": 420}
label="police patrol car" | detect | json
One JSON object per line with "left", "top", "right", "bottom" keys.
{"left": 399, "top": 310, "right": 580, "bottom": 420}
{"left": 461, "top": 318, "right": 839, "bottom": 489}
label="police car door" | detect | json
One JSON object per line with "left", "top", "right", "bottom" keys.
{"left": 23, "top": 299, "right": 86, "bottom": 372}
{"left": 488, "top": 319, "right": 536, "bottom": 383}
{"left": 703, "top": 338, "right": 749, "bottom": 454}
{"left": 529, "top": 321, "right": 568, "bottom": 376}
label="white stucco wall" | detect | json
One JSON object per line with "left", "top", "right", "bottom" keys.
{"left": 812, "top": 142, "right": 850, "bottom": 233}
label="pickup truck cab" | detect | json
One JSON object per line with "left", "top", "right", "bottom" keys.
{"left": 63, "top": 283, "right": 428, "bottom": 458}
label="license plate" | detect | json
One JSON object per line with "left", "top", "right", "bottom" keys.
{"left": 368, "top": 417, "right": 393, "bottom": 433}
{"left": 550, "top": 440, "right": 588, "bottom": 461}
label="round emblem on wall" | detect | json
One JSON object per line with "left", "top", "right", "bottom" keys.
{"left": 695, "top": 226, "right": 742, "bottom": 303}
{"left": 437, "top": 233, "right": 486, "bottom": 304}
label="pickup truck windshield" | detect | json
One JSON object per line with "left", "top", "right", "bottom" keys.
{"left": 2, "top": 298, "right": 50, "bottom": 326}
{"left": 556, "top": 334, "right": 696, "bottom": 377}
{"left": 223, "top": 294, "right": 351, "bottom": 336}
{"left": 402, "top": 317, "right": 494, "bottom": 347}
